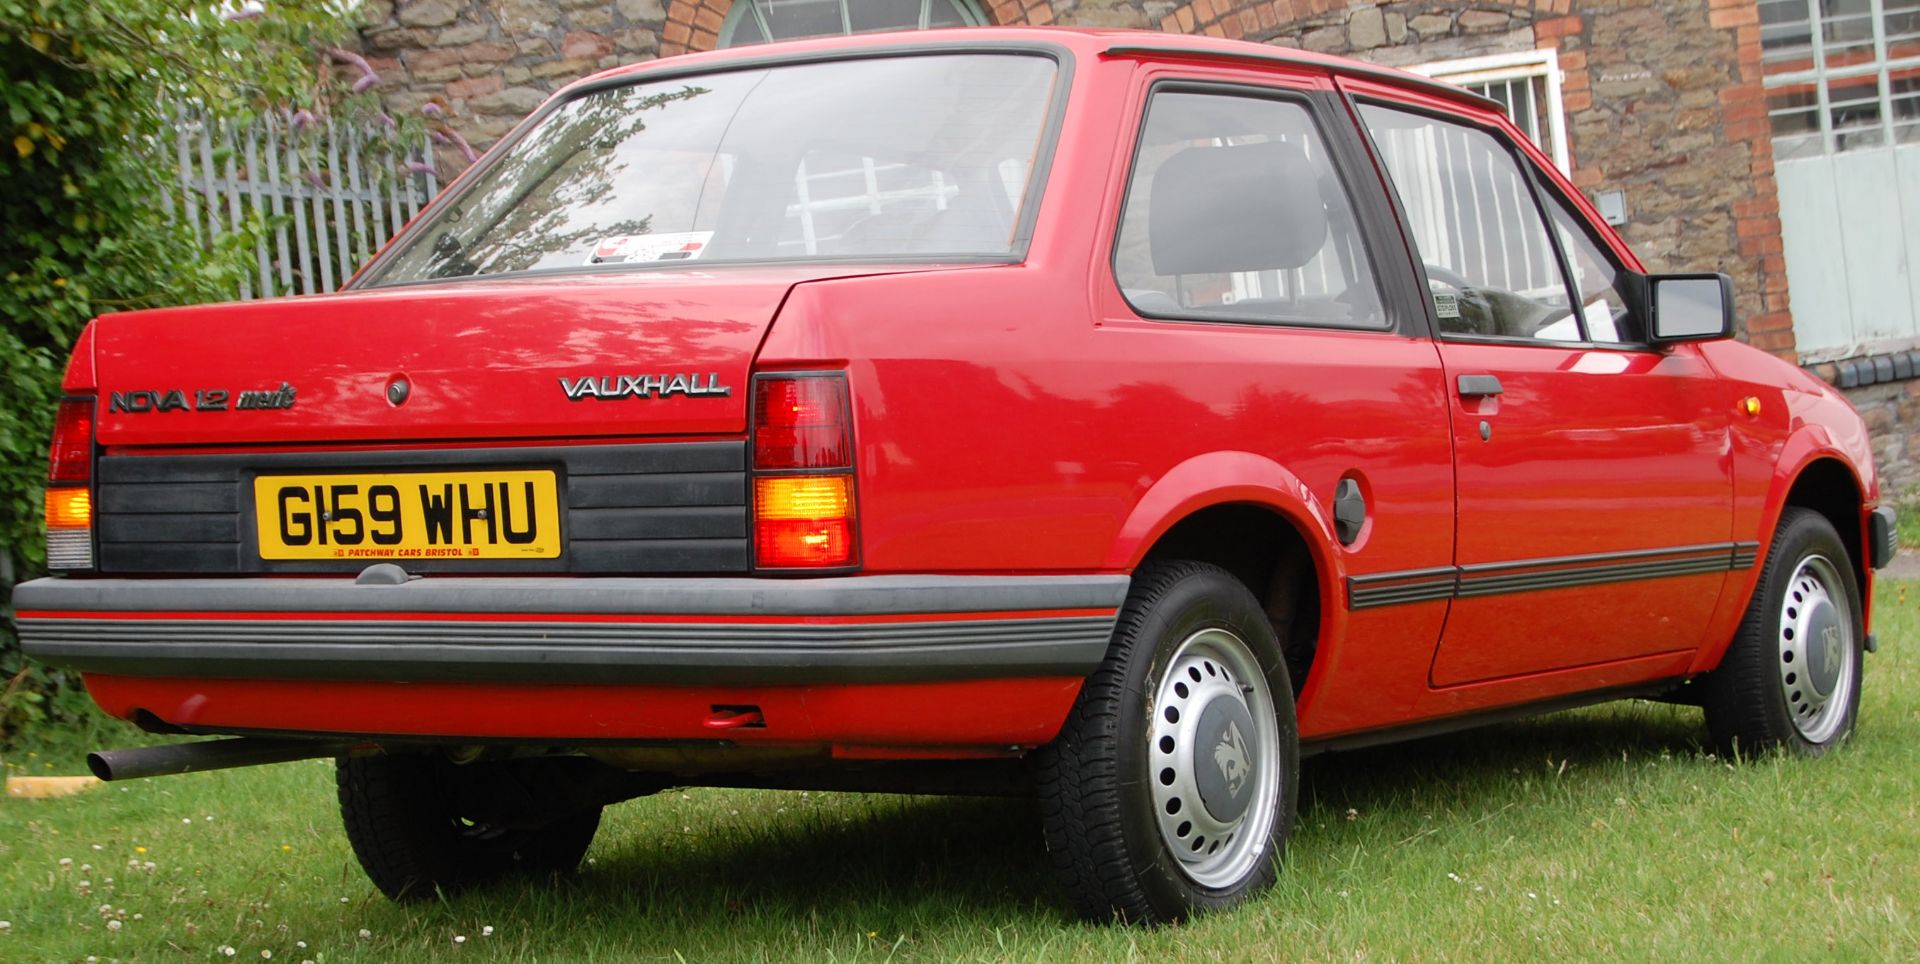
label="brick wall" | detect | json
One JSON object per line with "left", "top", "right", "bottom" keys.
{"left": 1142, "top": 0, "right": 1790, "bottom": 360}
{"left": 359, "top": 0, "right": 1789, "bottom": 359}
{"left": 356, "top": 0, "right": 1920, "bottom": 493}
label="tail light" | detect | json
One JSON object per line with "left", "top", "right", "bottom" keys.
{"left": 751, "top": 373, "right": 856, "bottom": 569}
{"left": 46, "top": 396, "right": 96, "bottom": 570}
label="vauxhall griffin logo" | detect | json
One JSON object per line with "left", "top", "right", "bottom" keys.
{"left": 559, "top": 373, "right": 731, "bottom": 402}
{"left": 1214, "top": 721, "right": 1252, "bottom": 798}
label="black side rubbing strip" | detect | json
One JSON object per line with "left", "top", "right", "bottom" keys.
{"left": 1348, "top": 542, "right": 1760, "bottom": 610}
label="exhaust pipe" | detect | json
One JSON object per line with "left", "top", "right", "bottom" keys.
{"left": 88, "top": 738, "right": 356, "bottom": 782}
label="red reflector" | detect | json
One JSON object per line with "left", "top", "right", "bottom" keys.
{"left": 754, "top": 376, "right": 850, "bottom": 470}
{"left": 48, "top": 397, "right": 95, "bottom": 484}
{"left": 756, "top": 517, "right": 855, "bottom": 568}
{"left": 753, "top": 475, "right": 856, "bottom": 568}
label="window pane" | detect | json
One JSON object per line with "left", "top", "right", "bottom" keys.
{"left": 1889, "top": 0, "right": 1920, "bottom": 41}
{"left": 849, "top": 0, "right": 924, "bottom": 32}
{"left": 723, "top": 0, "right": 984, "bottom": 45}
{"left": 1770, "top": 86, "right": 1824, "bottom": 157}
{"left": 365, "top": 55, "right": 1058, "bottom": 284}
{"left": 1359, "top": 104, "right": 1579, "bottom": 341}
{"left": 727, "top": 10, "right": 767, "bottom": 44}
{"left": 1896, "top": 75, "right": 1920, "bottom": 143}
{"left": 927, "top": 0, "right": 973, "bottom": 26}
{"left": 1547, "top": 199, "right": 1639, "bottom": 343}
{"left": 1760, "top": 0, "right": 1814, "bottom": 65}
{"left": 758, "top": 0, "right": 847, "bottom": 42}
{"left": 1113, "top": 92, "right": 1388, "bottom": 329}
{"left": 1828, "top": 73, "right": 1886, "bottom": 150}
{"left": 1820, "top": 0, "right": 1878, "bottom": 58}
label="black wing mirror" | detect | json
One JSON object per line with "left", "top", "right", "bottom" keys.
{"left": 1646, "top": 272, "right": 1735, "bottom": 345}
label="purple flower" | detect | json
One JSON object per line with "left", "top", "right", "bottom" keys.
{"left": 329, "top": 48, "right": 380, "bottom": 93}
{"left": 289, "top": 109, "right": 315, "bottom": 132}
{"left": 448, "top": 130, "right": 477, "bottom": 163}
{"left": 328, "top": 48, "right": 372, "bottom": 73}
{"left": 422, "top": 102, "right": 444, "bottom": 119}
{"left": 405, "top": 161, "right": 435, "bottom": 175}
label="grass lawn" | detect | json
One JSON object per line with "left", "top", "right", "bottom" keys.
{"left": 4, "top": 583, "right": 1918, "bottom": 962}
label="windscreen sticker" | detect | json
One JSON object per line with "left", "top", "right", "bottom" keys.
{"left": 1433, "top": 292, "right": 1461, "bottom": 320}
{"left": 588, "top": 231, "right": 713, "bottom": 265}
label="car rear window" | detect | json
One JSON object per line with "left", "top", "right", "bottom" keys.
{"left": 362, "top": 53, "right": 1059, "bottom": 286}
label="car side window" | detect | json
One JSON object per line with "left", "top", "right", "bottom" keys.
{"left": 1545, "top": 196, "right": 1641, "bottom": 344}
{"left": 1114, "top": 90, "right": 1388, "bottom": 329}
{"left": 1358, "top": 104, "right": 1583, "bottom": 343}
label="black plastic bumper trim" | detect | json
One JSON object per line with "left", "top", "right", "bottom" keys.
{"left": 14, "top": 574, "right": 1128, "bottom": 685}
{"left": 1869, "top": 505, "right": 1897, "bottom": 569}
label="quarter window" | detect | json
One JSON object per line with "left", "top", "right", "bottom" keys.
{"left": 1546, "top": 197, "right": 1639, "bottom": 343}
{"left": 1114, "top": 91, "right": 1388, "bottom": 329}
{"left": 1359, "top": 104, "right": 1583, "bottom": 342}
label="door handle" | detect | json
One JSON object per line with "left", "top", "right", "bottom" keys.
{"left": 1457, "top": 374, "right": 1504, "bottom": 398}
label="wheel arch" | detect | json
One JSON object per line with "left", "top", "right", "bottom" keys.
{"left": 1103, "top": 452, "right": 1343, "bottom": 694}
{"left": 1698, "top": 442, "right": 1872, "bottom": 674}
{"left": 1781, "top": 455, "right": 1868, "bottom": 593}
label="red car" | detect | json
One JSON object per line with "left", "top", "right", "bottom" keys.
{"left": 16, "top": 27, "right": 1895, "bottom": 923}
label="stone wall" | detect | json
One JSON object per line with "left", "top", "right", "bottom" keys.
{"left": 358, "top": 0, "right": 668, "bottom": 179}
{"left": 357, "top": 0, "right": 1920, "bottom": 490}
{"left": 358, "top": 0, "right": 1790, "bottom": 359}
{"left": 1834, "top": 382, "right": 1920, "bottom": 496}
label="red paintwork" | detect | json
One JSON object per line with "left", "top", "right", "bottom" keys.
{"left": 80, "top": 674, "right": 1083, "bottom": 752}
{"left": 89, "top": 265, "right": 933, "bottom": 448}
{"left": 48, "top": 29, "right": 1880, "bottom": 754}
{"left": 1429, "top": 341, "right": 1733, "bottom": 686}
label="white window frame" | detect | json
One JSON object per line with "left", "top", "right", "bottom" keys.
{"left": 1760, "top": 0, "right": 1920, "bottom": 157}
{"left": 1406, "top": 49, "right": 1572, "bottom": 175}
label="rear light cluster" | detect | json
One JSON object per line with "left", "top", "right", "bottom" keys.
{"left": 45, "top": 396, "right": 96, "bottom": 570}
{"left": 751, "top": 373, "right": 857, "bottom": 569}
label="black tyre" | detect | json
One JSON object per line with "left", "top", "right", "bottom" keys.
{"left": 1702, "top": 507, "right": 1864, "bottom": 757}
{"left": 1036, "top": 560, "right": 1299, "bottom": 924}
{"left": 337, "top": 753, "right": 602, "bottom": 901}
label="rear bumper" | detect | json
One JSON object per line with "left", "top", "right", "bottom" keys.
{"left": 13, "top": 573, "right": 1127, "bottom": 686}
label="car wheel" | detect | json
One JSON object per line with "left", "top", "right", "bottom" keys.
{"left": 337, "top": 753, "right": 602, "bottom": 901}
{"left": 1036, "top": 560, "right": 1299, "bottom": 924}
{"left": 1702, "top": 507, "right": 1864, "bottom": 757}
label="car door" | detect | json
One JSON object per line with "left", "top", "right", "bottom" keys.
{"left": 1092, "top": 64, "right": 1457, "bottom": 737}
{"left": 1350, "top": 95, "right": 1735, "bottom": 687}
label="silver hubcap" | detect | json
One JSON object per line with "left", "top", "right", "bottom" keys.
{"left": 1777, "top": 554, "right": 1855, "bottom": 744}
{"left": 1147, "top": 628, "right": 1281, "bottom": 889}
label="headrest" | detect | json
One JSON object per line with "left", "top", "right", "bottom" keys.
{"left": 1148, "top": 140, "right": 1329, "bottom": 276}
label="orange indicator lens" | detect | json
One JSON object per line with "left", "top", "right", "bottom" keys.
{"left": 45, "top": 486, "right": 92, "bottom": 529}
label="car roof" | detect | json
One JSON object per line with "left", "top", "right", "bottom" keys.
{"left": 556, "top": 26, "right": 1502, "bottom": 114}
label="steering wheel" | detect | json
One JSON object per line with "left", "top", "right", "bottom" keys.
{"left": 1422, "top": 263, "right": 1473, "bottom": 289}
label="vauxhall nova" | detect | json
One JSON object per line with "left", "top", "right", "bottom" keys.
{"left": 14, "top": 28, "right": 1894, "bottom": 923}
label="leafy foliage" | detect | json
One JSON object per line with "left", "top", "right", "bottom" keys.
{"left": 0, "top": 1, "right": 359, "bottom": 743}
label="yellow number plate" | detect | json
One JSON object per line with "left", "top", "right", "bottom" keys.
{"left": 253, "top": 471, "right": 562, "bottom": 561}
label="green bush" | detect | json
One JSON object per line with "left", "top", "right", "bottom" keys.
{"left": 0, "top": 1, "right": 357, "bottom": 744}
